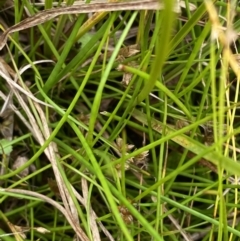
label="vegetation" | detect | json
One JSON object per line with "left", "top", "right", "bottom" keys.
{"left": 0, "top": 0, "right": 240, "bottom": 240}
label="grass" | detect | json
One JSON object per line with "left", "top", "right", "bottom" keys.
{"left": 0, "top": 0, "right": 240, "bottom": 240}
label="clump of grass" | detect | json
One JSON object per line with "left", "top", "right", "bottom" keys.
{"left": 0, "top": 0, "right": 240, "bottom": 240}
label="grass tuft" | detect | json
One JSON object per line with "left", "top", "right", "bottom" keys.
{"left": 1, "top": 0, "right": 240, "bottom": 240}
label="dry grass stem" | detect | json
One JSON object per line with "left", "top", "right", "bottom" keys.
{"left": 0, "top": 188, "right": 89, "bottom": 241}
{"left": 0, "top": 0, "right": 181, "bottom": 50}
